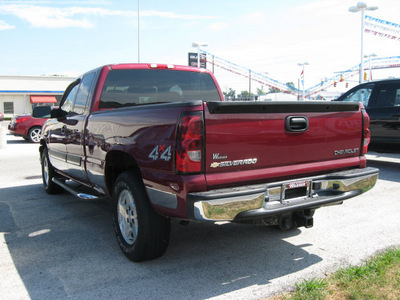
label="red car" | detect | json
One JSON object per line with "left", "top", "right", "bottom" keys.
{"left": 8, "top": 113, "right": 49, "bottom": 143}
{"left": 0, "top": 112, "right": 4, "bottom": 121}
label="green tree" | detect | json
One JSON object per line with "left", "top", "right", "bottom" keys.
{"left": 223, "top": 88, "right": 236, "bottom": 99}
{"left": 257, "top": 86, "right": 266, "bottom": 95}
{"left": 268, "top": 82, "right": 295, "bottom": 94}
{"left": 238, "top": 90, "right": 254, "bottom": 99}
{"left": 268, "top": 87, "right": 280, "bottom": 94}
{"left": 286, "top": 82, "right": 295, "bottom": 89}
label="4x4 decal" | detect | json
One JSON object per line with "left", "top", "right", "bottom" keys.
{"left": 148, "top": 145, "right": 172, "bottom": 161}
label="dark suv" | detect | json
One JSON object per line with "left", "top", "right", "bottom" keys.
{"left": 335, "top": 79, "right": 400, "bottom": 151}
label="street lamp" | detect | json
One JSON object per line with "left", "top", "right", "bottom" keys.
{"left": 298, "top": 62, "right": 309, "bottom": 100}
{"left": 138, "top": 0, "right": 140, "bottom": 63}
{"left": 364, "top": 53, "right": 377, "bottom": 82}
{"left": 192, "top": 42, "right": 208, "bottom": 68}
{"left": 349, "top": 2, "right": 378, "bottom": 83}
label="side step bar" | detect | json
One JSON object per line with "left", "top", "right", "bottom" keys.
{"left": 52, "top": 178, "right": 99, "bottom": 200}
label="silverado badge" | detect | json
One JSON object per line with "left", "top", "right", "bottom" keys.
{"left": 210, "top": 158, "right": 257, "bottom": 168}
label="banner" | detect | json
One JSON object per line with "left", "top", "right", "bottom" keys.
{"left": 364, "top": 29, "right": 400, "bottom": 41}
{"left": 300, "top": 70, "right": 304, "bottom": 87}
{"left": 200, "top": 50, "right": 298, "bottom": 94}
{"left": 365, "top": 15, "right": 400, "bottom": 29}
{"left": 365, "top": 15, "right": 400, "bottom": 41}
{"left": 199, "top": 49, "right": 400, "bottom": 97}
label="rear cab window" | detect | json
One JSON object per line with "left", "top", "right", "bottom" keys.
{"left": 98, "top": 69, "right": 221, "bottom": 110}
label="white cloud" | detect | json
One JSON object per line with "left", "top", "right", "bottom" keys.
{"left": 0, "top": 4, "right": 216, "bottom": 29}
{"left": 0, "top": 20, "right": 14, "bottom": 30}
{"left": 0, "top": 4, "right": 94, "bottom": 28}
{"left": 243, "top": 11, "right": 265, "bottom": 25}
{"left": 141, "top": 10, "right": 215, "bottom": 20}
{"left": 207, "top": 22, "right": 228, "bottom": 31}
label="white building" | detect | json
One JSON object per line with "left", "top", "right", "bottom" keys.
{"left": 257, "top": 93, "right": 298, "bottom": 101}
{"left": 0, "top": 75, "right": 75, "bottom": 117}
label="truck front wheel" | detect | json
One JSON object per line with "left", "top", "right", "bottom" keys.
{"left": 41, "top": 148, "right": 64, "bottom": 194}
{"left": 112, "top": 171, "right": 170, "bottom": 262}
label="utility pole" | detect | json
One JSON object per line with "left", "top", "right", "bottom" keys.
{"left": 249, "top": 70, "right": 252, "bottom": 98}
{"left": 138, "top": 0, "right": 140, "bottom": 63}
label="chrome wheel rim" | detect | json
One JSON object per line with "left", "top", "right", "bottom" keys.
{"left": 117, "top": 189, "right": 138, "bottom": 245}
{"left": 30, "top": 128, "right": 41, "bottom": 143}
{"left": 43, "top": 156, "right": 50, "bottom": 187}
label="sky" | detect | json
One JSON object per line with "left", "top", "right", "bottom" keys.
{"left": 0, "top": 0, "right": 399, "bottom": 94}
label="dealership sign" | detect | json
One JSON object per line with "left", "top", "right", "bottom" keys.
{"left": 188, "top": 52, "right": 207, "bottom": 68}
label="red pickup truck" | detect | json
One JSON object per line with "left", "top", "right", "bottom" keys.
{"left": 34, "top": 63, "right": 379, "bottom": 262}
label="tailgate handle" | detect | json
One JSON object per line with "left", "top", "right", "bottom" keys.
{"left": 285, "top": 116, "right": 309, "bottom": 132}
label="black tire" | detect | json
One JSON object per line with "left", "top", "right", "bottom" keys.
{"left": 112, "top": 171, "right": 170, "bottom": 262}
{"left": 41, "top": 148, "right": 64, "bottom": 194}
{"left": 28, "top": 126, "right": 41, "bottom": 143}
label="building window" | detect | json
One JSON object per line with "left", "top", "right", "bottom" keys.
{"left": 4, "top": 102, "right": 14, "bottom": 114}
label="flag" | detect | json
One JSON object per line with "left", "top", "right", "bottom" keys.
{"left": 300, "top": 70, "right": 304, "bottom": 87}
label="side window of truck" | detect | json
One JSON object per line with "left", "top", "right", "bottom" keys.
{"left": 61, "top": 84, "right": 79, "bottom": 113}
{"left": 373, "top": 84, "right": 400, "bottom": 108}
{"left": 73, "top": 72, "right": 96, "bottom": 115}
{"left": 341, "top": 85, "right": 374, "bottom": 107}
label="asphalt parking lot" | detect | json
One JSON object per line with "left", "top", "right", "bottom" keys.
{"left": 1, "top": 126, "right": 400, "bottom": 300}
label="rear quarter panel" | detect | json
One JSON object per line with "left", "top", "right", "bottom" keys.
{"left": 85, "top": 102, "right": 204, "bottom": 190}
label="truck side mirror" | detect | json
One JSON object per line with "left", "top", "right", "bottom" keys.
{"left": 32, "top": 106, "right": 52, "bottom": 118}
{"left": 51, "top": 108, "right": 69, "bottom": 119}
{"left": 50, "top": 108, "right": 60, "bottom": 118}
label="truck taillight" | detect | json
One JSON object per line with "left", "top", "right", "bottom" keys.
{"left": 176, "top": 112, "right": 204, "bottom": 174}
{"left": 362, "top": 108, "right": 371, "bottom": 155}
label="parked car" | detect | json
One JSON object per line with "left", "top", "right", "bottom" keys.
{"left": 0, "top": 112, "right": 4, "bottom": 121}
{"left": 335, "top": 79, "right": 400, "bottom": 151}
{"left": 8, "top": 107, "right": 52, "bottom": 143}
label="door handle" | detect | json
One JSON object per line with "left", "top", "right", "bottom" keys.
{"left": 61, "top": 125, "right": 67, "bottom": 134}
{"left": 285, "top": 116, "right": 309, "bottom": 132}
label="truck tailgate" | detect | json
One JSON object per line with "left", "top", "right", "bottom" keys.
{"left": 204, "top": 101, "right": 363, "bottom": 187}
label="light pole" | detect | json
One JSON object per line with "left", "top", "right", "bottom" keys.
{"left": 349, "top": 2, "right": 378, "bottom": 84}
{"left": 138, "top": 0, "right": 140, "bottom": 63}
{"left": 364, "top": 53, "right": 377, "bottom": 82}
{"left": 298, "top": 62, "right": 309, "bottom": 100}
{"left": 191, "top": 42, "right": 208, "bottom": 68}
{"left": 249, "top": 70, "right": 252, "bottom": 96}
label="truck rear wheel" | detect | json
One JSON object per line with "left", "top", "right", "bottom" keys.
{"left": 112, "top": 171, "right": 170, "bottom": 262}
{"left": 41, "top": 148, "right": 64, "bottom": 194}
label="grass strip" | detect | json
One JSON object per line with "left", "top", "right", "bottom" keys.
{"left": 275, "top": 247, "right": 400, "bottom": 300}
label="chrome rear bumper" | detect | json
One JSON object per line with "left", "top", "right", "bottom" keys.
{"left": 187, "top": 167, "right": 379, "bottom": 221}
